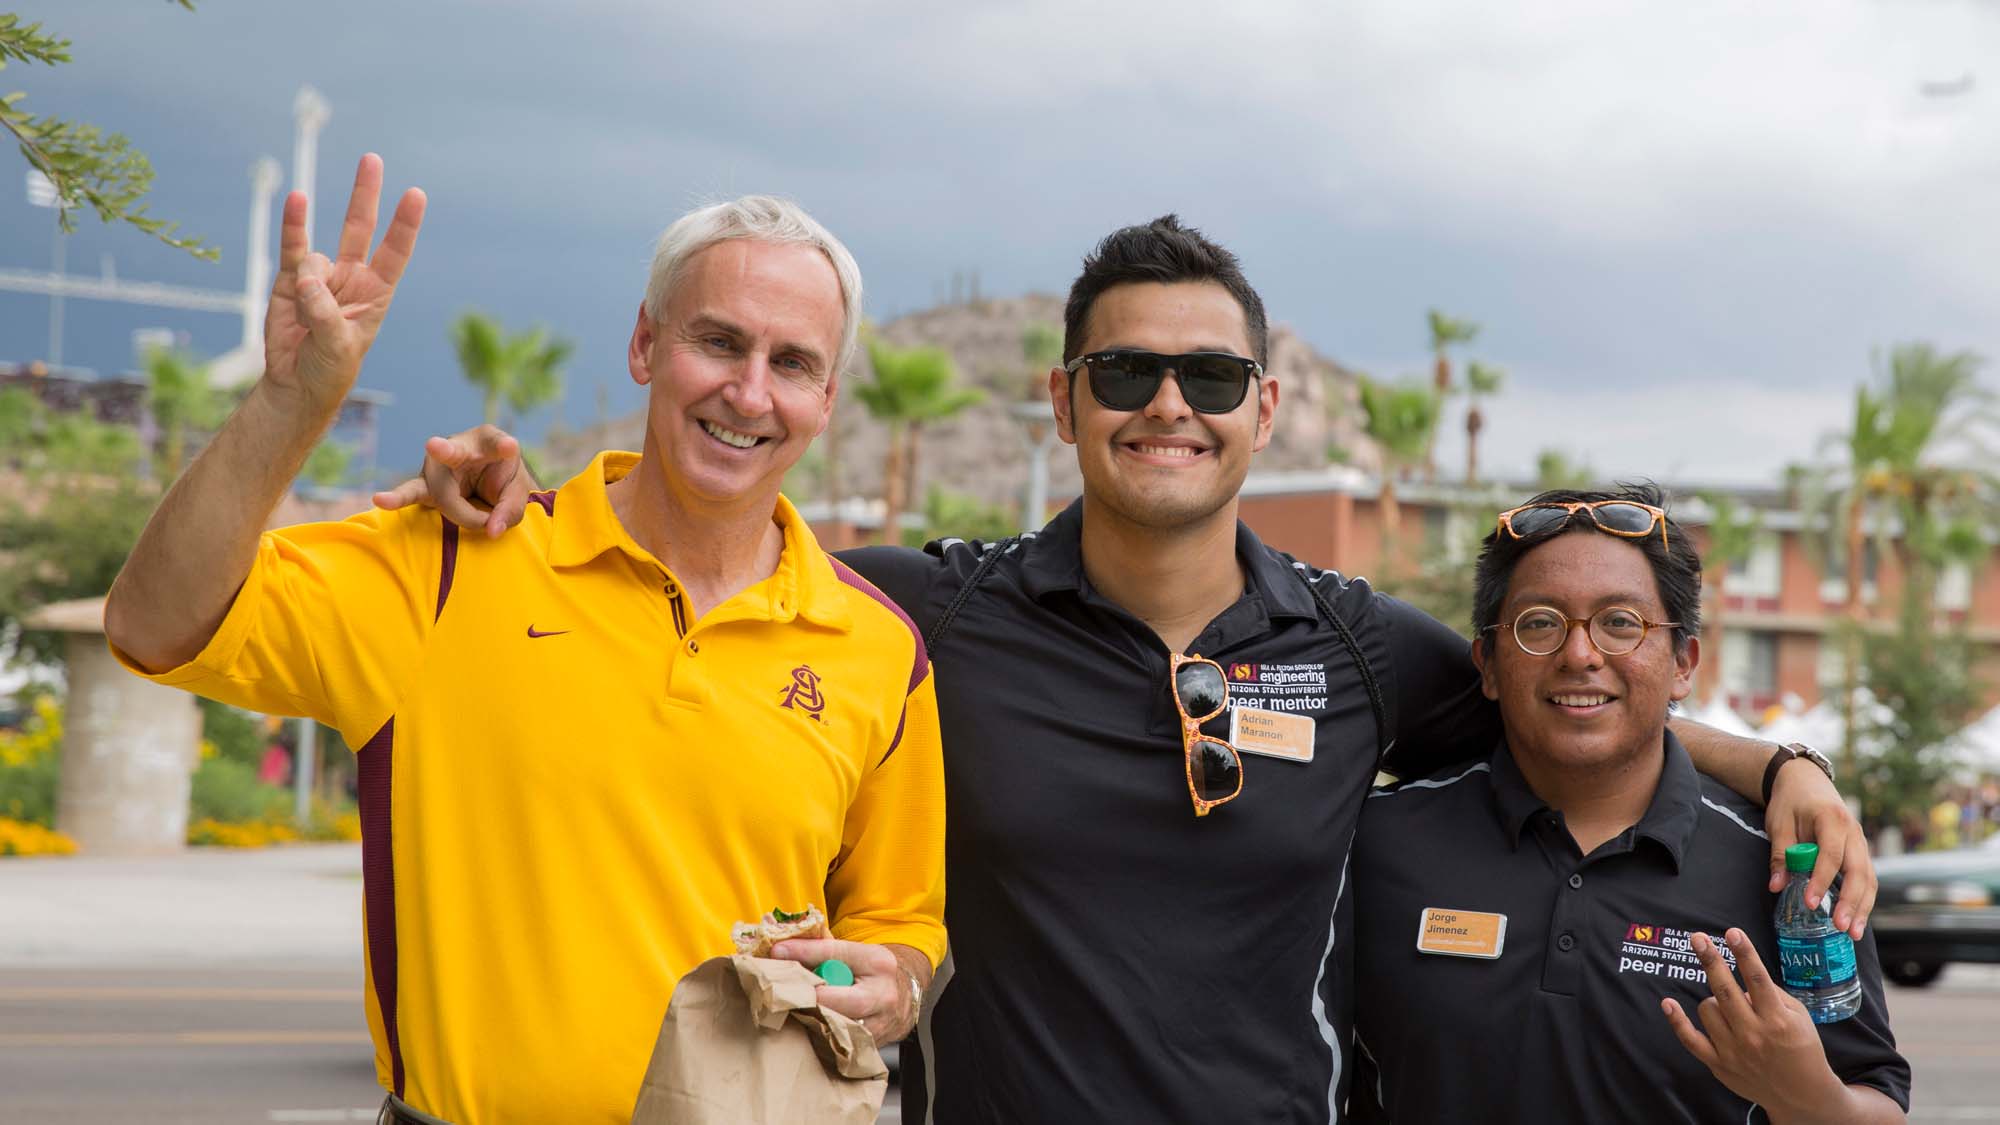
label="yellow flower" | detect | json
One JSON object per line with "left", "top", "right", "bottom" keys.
{"left": 0, "top": 817, "right": 79, "bottom": 857}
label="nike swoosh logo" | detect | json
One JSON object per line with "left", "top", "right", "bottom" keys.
{"left": 526, "top": 626, "right": 570, "bottom": 639}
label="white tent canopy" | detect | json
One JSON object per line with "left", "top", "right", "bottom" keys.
{"left": 1756, "top": 701, "right": 1849, "bottom": 751}
{"left": 1684, "top": 697, "right": 1756, "bottom": 738}
{"left": 1946, "top": 705, "right": 2000, "bottom": 782}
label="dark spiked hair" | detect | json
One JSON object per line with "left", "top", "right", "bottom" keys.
{"left": 1062, "top": 214, "right": 1269, "bottom": 365}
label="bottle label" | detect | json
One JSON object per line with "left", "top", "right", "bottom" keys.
{"left": 1777, "top": 933, "right": 1859, "bottom": 988}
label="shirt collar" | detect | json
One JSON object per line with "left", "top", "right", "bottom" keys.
{"left": 1236, "top": 519, "right": 1321, "bottom": 622}
{"left": 546, "top": 450, "right": 849, "bottom": 631}
{"left": 1016, "top": 498, "right": 1319, "bottom": 624}
{"left": 1018, "top": 499, "right": 1087, "bottom": 601}
{"left": 1490, "top": 728, "right": 1702, "bottom": 871}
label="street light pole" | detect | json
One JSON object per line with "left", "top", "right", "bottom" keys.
{"left": 24, "top": 169, "right": 63, "bottom": 366}
{"left": 243, "top": 158, "right": 283, "bottom": 353}
{"left": 1008, "top": 400, "right": 1060, "bottom": 532}
{"left": 48, "top": 208, "right": 64, "bottom": 367}
{"left": 291, "top": 86, "right": 331, "bottom": 250}
{"left": 293, "top": 717, "right": 318, "bottom": 826}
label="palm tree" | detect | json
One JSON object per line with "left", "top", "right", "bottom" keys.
{"left": 856, "top": 338, "right": 984, "bottom": 545}
{"left": 1695, "top": 491, "right": 1759, "bottom": 707}
{"left": 1533, "top": 448, "right": 1595, "bottom": 491}
{"left": 1462, "top": 360, "right": 1505, "bottom": 485}
{"left": 1358, "top": 376, "right": 1440, "bottom": 570}
{"left": 450, "top": 311, "right": 573, "bottom": 427}
{"left": 1423, "top": 310, "right": 1478, "bottom": 482}
{"left": 1812, "top": 342, "right": 1994, "bottom": 779}
{"left": 143, "top": 347, "right": 224, "bottom": 485}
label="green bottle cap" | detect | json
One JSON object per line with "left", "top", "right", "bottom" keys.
{"left": 813, "top": 958, "right": 855, "bottom": 987}
{"left": 1785, "top": 843, "right": 1819, "bottom": 873}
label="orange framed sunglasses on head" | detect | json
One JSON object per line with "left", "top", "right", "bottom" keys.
{"left": 1495, "top": 499, "right": 1669, "bottom": 548}
{"left": 1169, "top": 653, "right": 1245, "bottom": 817}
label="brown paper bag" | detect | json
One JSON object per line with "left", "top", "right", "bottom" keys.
{"left": 630, "top": 955, "right": 888, "bottom": 1125}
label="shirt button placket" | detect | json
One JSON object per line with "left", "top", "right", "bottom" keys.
{"left": 1542, "top": 866, "right": 1587, "bottom": 995}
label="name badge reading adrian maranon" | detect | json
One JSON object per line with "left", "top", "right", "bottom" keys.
{"left": 1227, "top": 705, "right": 1315, "bottom": 763}
{"left": 1416, "top": 907, "right": 1507, "bottom": 959}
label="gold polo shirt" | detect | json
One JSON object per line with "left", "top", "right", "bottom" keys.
{"left": 117, "top": 450, "right": 946, "bottom": 1124}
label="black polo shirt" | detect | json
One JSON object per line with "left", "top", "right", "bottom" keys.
{"left": 840, "top": 500, "right": 1498, "bottom": 1124}
{"left": 1349, "top": 732, "right": 1910, "bottom": 1123}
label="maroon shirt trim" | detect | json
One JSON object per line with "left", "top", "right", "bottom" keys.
{"left": 433, "top": 521, "right": 459, "bottom": 624}
{"left": 527, "top": 490, "right": 556, "bottom": 516}
{"left": 828, "top": 557, "right": 928, "bottom": 767}
{"left": 356, "top": 718, "right": 404, "bottom": 1098}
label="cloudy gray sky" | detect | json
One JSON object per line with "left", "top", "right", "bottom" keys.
{"left": 3, "top": 0, "right": 1994, "bottom": 486}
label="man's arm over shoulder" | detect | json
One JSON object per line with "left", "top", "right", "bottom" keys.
{"left": 1360, "top": 588, "right": 1501, "bottom": 778}
{"left": 838, "top": 536, "right": 999, "bottom": 641}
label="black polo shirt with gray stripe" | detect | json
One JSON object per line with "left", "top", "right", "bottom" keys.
{"left": 841, "top": 499, "right": 1499, "bottom": 1124}
{"left": 1348, "top": 732, "right": 1910, "bottom": 1122}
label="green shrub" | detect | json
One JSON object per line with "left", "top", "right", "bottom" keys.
{"left": 197, "top": 698, "right": 265, "bottom": 769}
{"left": 0, "top": 749, "right": 58, "bottom": 826}
{"left": 189, "top": 756, "right": 289, "bottom": 824}
{"left": 0, "top": 694, "right": 63, "bottom": 826}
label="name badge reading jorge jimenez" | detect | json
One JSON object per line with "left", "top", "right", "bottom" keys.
{"left": 1416, "top": 907, "right": 1507, "bottom": 959}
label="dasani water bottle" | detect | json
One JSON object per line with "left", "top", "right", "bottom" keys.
{"left": 1774, "top": 842, "right": 1863, "bottom": 1023}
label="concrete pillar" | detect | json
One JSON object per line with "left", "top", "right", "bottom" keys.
{"left": 25, "top": 598, "right": 200, "bottom": 855}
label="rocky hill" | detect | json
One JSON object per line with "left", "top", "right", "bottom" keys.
{"left": 544, "top": 294, "right": 1380, "bottom": 515}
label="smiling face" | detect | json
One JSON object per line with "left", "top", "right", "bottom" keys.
{"left": 1472, "top": 530, "right": 1698, "bottom": 777}
{"left": 1049, "top": 280, "right": 1277, "bottom": 532}
{"left": 628, "top": 238, "right": 844, "bottom": 509}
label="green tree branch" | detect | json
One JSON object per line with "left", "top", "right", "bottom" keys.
{"left": 0, "top": 5, "right": 214, "bottom": 258}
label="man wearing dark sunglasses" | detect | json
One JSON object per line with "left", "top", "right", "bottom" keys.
{"left": 1350, "top": 488, "right": 1907, "bottom": 1121}
{"left": 394, "top": 216, "right": 1873, "bottom": 1124}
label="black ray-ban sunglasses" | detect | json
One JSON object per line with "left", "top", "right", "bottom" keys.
{"left": 1065, "top": 350, "right": 1264, "bottom": 414}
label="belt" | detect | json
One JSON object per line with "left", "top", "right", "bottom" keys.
{"left": 379, "top": 1095, "right": 455, "bottom": 1125}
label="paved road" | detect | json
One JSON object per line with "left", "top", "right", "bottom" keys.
{"left": 2, "top": 967, "right": 1991, "bottom": 1122}
{"left": 1886, "top": 965, "right": 2000, "bottom": 1121}
{"left": 0, "top": 966, "right": 379, "bottom": 1124}
{"left": 0, "top": 845, "right": 906, "bottom": 1123}
{"left": 0, "top": 846, "right": 1991, "bottom": 1122}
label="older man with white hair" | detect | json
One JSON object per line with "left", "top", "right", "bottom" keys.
{"left": 103, "top": 156, "right": 945, "bottom": 1125}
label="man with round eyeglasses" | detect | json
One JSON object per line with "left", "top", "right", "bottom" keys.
{"left": 392, "top": 218, "right": 1877, "bottom": 1123}
{"left": 1350, "top": 486, "right": 1908, "bottom": 1122}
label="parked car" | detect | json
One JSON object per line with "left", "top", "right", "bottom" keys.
{"left": 1872, "top": 832, "right": 2000, "bottom": 987}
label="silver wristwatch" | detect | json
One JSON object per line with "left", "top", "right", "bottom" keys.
{"left": 1782, "top": 741, "right": 1836, "bottom": 780}
{"left": 1762, "top": 741, "right": 1835, "bottom": 805}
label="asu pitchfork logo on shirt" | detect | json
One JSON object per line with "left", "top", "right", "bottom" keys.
{"left": 780, "top": 664, "right": 827, "bottom": 722}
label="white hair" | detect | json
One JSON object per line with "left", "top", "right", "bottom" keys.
{"left": 642, "top": 195, "right": 864, "bottom": 375}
